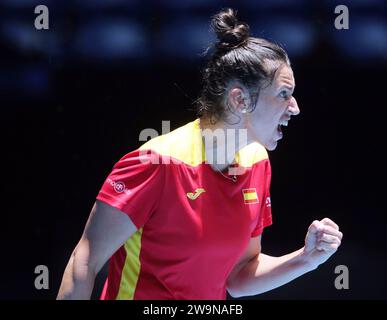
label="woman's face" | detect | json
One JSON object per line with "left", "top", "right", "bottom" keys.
{"left": 245, "top": 64, "right": 300, "bottom": 150}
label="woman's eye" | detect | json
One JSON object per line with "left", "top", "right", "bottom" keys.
{"left": 279, "top": 90, "right": 288, "bottom": 99}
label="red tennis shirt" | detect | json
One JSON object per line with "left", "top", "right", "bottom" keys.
{"left": 96, "top": 119, "right": 272, "bottom": 299}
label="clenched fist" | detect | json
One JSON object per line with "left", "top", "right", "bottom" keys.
{"left": 302, "top": 218, "right": 343, "bottom": 269}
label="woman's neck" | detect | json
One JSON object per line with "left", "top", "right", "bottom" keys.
{"left": 199, "top": 117, "right": 252, "bottom": 172}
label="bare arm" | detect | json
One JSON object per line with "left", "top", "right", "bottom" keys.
{"left": 57, "top": 200, "right": 137, "bottom": 300}
{"left": 227, "top": 218, "right": 343, "bottom": 298}
{"left": 227, "top": 248, "right": 311, "bottom": 298}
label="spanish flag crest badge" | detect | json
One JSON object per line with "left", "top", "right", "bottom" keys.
{"left": 242, "top": 188, "right": 259, "bottom": 204}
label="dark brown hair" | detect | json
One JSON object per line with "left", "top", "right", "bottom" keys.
{"left": 197, "top": 8, "right": 291, "bottom": 123}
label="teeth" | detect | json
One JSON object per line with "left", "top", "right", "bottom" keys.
{"left": 279, "top": 120, "right": 288, "bottom": 126}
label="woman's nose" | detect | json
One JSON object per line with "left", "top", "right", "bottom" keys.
{"left": 289, "top": 97, "right": 300, "bottom": 116}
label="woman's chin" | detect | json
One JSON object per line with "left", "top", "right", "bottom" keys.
{"left": 265, "top": 140, "right": 278, "bottom": 151}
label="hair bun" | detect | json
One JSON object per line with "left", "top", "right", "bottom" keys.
{"left": 211, "top": 8, "right": 250, "bottom": 51}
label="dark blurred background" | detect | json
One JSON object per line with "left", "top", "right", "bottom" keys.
{"left": 1, "top": 0, "right": 386, "bottom": 300}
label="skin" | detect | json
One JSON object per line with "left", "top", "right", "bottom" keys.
{"left": 201, "top": 63, "right": 343, "bottom": 298}
{"left": 200, "top": 63, "right": 300, "bottom": 172}
{"left": 57, "top": 201, "right": 137, "bottom": 299}
{"left": 243, "top": 63, "right": 300, "bottom": 151}
{"left": 57, "top": 63, "right": 342, "bottom": 300}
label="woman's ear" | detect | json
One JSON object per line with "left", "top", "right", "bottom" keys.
{"left": 228, "top": 87, "right": 251, "bottom": 113}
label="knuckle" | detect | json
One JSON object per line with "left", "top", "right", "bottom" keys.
{"left": 309, "top": 221, "right": 319, "bottom": 230}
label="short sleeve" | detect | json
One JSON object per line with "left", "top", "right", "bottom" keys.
{"left": 250, "top": 160, "right": 273, "bottom": 237}
{"left": 96, "top": 149, "right": 164, "bottom": 229}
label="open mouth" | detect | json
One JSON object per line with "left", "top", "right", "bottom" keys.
{"left": 278, "top": 120, "right": 289, "bottom": 132}
{"left": 279, "top": 119, "right": 289, "bottom": 127}
{"left": 277, "top": 120, "right": 289, "bottom": 136}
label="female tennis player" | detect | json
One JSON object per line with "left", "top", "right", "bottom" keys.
{"left": 57, "top": 8, "right": 342, "bottom": 300}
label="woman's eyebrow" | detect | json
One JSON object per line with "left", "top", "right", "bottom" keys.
{"left": 279, "top": 84, "right": 295, "bottom": 92}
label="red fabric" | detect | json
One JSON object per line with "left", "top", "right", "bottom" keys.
{"left": 97, "top": 149, "right": 272, "bottom": 299}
